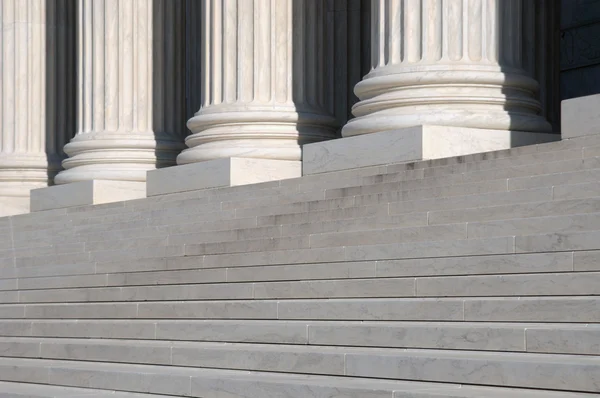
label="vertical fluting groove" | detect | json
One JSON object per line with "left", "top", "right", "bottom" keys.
{"left": 292, "top": 0, "right": 305, "bottom": 105}
{"left": 238, "top": 0, "right": 252, "bottom": 102}
{"left": 388, "top": 0, "right": 401, "bottom": 66}
{"left": 154, "top": 0, "right": 165, "bottom": 132}
{"left": 371, "top": 0, "right": 379, "bottom": 69}
{"left": 48, "top": 0, "right": 58, "bottom": 155}
{"left": 254, "top": 0, "right": 269, "bottom": 103}
{"left": 305, "top": 1, "right": 317, "bottom": 107}
{"left": 273, "top": 0, "right": 287, "bottom": 103}
{"left": 163, "top": 0, "right": 175, "bottom": 132}
{"left": 105, "top": 0, "right": 118, "bottom": 131}
{"left": 316, "top": 0, "right": 324, "bottom": 108}
{"left": 132, "top": 0, "right": 139, "bottom": 132}
{"left": 3, "top": 0, "right": 14, "bottom": 152}
{"left": 31, "top": 0, "right": 42, "bottom": 152}
{"left": 223, "top": 0, "right": 236, "bottom": 103}
{"left": 285, "top": 0, "right": 292, "bottom": 104}
{"left": 405, "top": 0, "right": 421, "bottom": 62}
{"left": 93, "top": 0, "right": 105, "bottom": 132}
{"left": 83, "top": 0, "right": 93, "bottom": 133}
{"left": 118, "top": 0, "right": 133, "bottom": 130}
{"left": 15, "top": 0, "right": 27, "bottom": 151}
{"left": 467, "top": 0, "right": 481, "bottom": 61}
{"left": 424, "top": 0, "right": 442, "bottom": 62}
{"left": 0, "top": 0, "right": 4, "bottom": 152}
{"left": 136, "top": 0, "right": 147, "bottom": 132}
{"left": 446, "top": 0, "right": 462, "bottom": 61}
{"left": 212, "top": 0, "right": 222, "bottom": 105}
{"left": 145, "top": 0, "right": 152, "bottom": 131}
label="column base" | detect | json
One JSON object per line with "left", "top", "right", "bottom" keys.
{"left": 146, "top": 157, "right": 301, "bottom": 197}
{"left": 303, "top": 125, "right": 560, "bottom": 175}
{"left": 30, "top": 180, "right": 146, "bottom": 212}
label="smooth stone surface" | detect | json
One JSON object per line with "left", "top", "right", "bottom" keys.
{"left": 562, "top": 94, "right": 600, "bottom": 138}
{"left": 146, "top": 157, "right": 301, "bottom": 196}
{"left": 30, "top": 181, "right": 146, "bottom": 212}
{"left": 303, "top": 125, "right": 559, "bottom": 175}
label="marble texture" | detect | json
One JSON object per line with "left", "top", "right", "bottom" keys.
{"left": 146, "top": 157, "right": 301, "bottom": 197}
{"left": 342, "top": 0, "right": 553, "bottom": 139}
{"left": 30, "top": 180, "right": 145, "bottom": 211}
{"left": 304, "top": 125, "right": 559, "bottom": 174}
{"left": 562, "top": 94, "right": 600, "bottom": 138}
{"left": 54, "top": 0, "right": 186, "bottom": 184}
{"left": 0, "top": 0, "right": 75, "bottom": 216}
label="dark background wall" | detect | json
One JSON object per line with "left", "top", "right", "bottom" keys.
{"left": 561, "top": 0, "right": 600, "bottom": 100}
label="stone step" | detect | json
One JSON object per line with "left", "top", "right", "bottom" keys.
{"left": 0, "top": 250, "right": 582, "bottom": 292}
{"left": 3, "top": 231, "right": 598, "bottom": 285}
{"left": 0, "top": 357, "right": 591, "bottom": 398}
{"left": 4, "top": 270, "right": 600, "bottom": 305}
{"left": 0, "top": 320, "right": 597, "bottom": 355}
{"left": 0, "top": 381, "right": 175, "bottom": 397}
{"left": 5, "top": 174, "right": 599, "bottom": 261}
{"left": 0, "top": 338, "right": 597, "bottom": 392}
{"left": 0, "top": 296, "right": 598, "bottom": 322}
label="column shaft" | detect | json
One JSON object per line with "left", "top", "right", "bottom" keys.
{"left": 54, "top": 0, "right": 186, "bottom": 184}
{"left": 342, "top": 0, "right": 552, "bottom": 137}
{"left": 0, "top": 0, "right": 75, "bottom": 215}
{"left": 179, "top": 0, "right": 339, "bottom": 164}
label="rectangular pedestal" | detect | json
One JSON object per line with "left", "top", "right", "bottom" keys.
{"left": 303, "top": 125, "right": 560, "bottom": 175}
{"left": 30, "top": 180, "right": 146, "bottom": 212}
{"left": 562, "top": 94, "right": 600, "bottom": 139}
{"left": 146, "top": 157, "right": 302, "bottom": 197}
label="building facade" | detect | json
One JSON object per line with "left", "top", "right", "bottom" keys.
{"left": 0, "top": 0, "right": 597, "bottom": 216}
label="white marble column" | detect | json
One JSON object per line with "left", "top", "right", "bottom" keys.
{"left": 54, "top": 0, "right": 186, "bottom": 184}
{"left": 178, "top": 0, "right": 338, "bottom": 164}
{"left": 342, "top": 0, "right": 553, "bottom": 137}
{"left": 0, "top": 0, "right": 75, "bottom": 216}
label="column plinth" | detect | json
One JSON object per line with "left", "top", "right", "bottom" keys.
{"left": 342, "top": 0, "right": 553, "bottom": 138}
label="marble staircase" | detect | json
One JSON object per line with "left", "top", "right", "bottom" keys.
{"left": 2, "top": 129, "right": 600, "bottom": 395}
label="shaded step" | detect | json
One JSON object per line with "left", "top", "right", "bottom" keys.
{"left": 0, "top": 296, "right": 599, "bottom": 322}
{"left": 0, "top": 320, "right": 598, "bottom": 355}
{"left": 0, "top": 338, "right": 597, "bottom": 392}
{"left": 0, "top": 381, "right": 174, "bottom": 397}
{"left": 0, "top": 356, "right": 596, "bottom": 397}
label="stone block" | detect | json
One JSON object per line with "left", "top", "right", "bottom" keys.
{"left": 561, "top": 94, "right": 600, "bottom": 138}
{"left": 155, "top": 320, "right": 308, "bottom": 344}
{"left": 277, "top": 298, "right": 464, "bottom": 321}
{"left": 308, "top": 322, "right": 526, "bottom": 351}
{"left": 171, "top": 342, "right": 345, "bottom": 375}
{"left": 30, "top": 180, "right": 146, "bottom": 212}
{"left": 303, "top": 125, "right": 559, "bottom": 175}
{"left": 146, "top": 157, "right": 301, "bottom": 196}
{"left": 464, "top": 297, "right": 600, "bottom": 322}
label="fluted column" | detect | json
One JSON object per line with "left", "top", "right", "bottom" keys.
{"left": 178, "top": 0, "right": 338, "bottom": 164}
{"left": 342, "top": 0, "right": 553, "bottom": 137}
{"left": 54, "top": 0, "right": 185, "bottom": 185}
{"left": 0, "top": 0, "right": 75, "bottom": 216}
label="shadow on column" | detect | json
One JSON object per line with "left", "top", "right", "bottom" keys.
{"left": 45, "top": 0, "right": 76, "bottom": 185}
{"left": 497, "top": 0, "right": 560, "bottom": 142}
{"left": 151, "top": 0, "right": 188, "bottom": 169}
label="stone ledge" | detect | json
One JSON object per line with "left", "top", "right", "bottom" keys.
{"left": 562, "top": 94, "right": 600, "bottom": 139}
{"left": 146, "top": 158, "right": 301, "bottom": 197}
{"left": 30, "top": 180, "right": 146, "bottom": 212}
{"left": 302, "top": 125, "right": 560, "bottom": 175}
